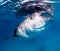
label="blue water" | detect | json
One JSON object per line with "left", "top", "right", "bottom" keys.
{"left": 0, "top": 1, "right": 60, "bottom": 51}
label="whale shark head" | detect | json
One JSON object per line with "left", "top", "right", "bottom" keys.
{"left": 15, "top": 0, "right": 54, "bottom": 38}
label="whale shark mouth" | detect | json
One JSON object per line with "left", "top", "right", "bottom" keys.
{"left": 15, "top": 0, "right": 54, "bottom": 37}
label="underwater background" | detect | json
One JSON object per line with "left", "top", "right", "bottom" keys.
{"left": 0, "top": 0, "right": 60, "bottom": 51}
